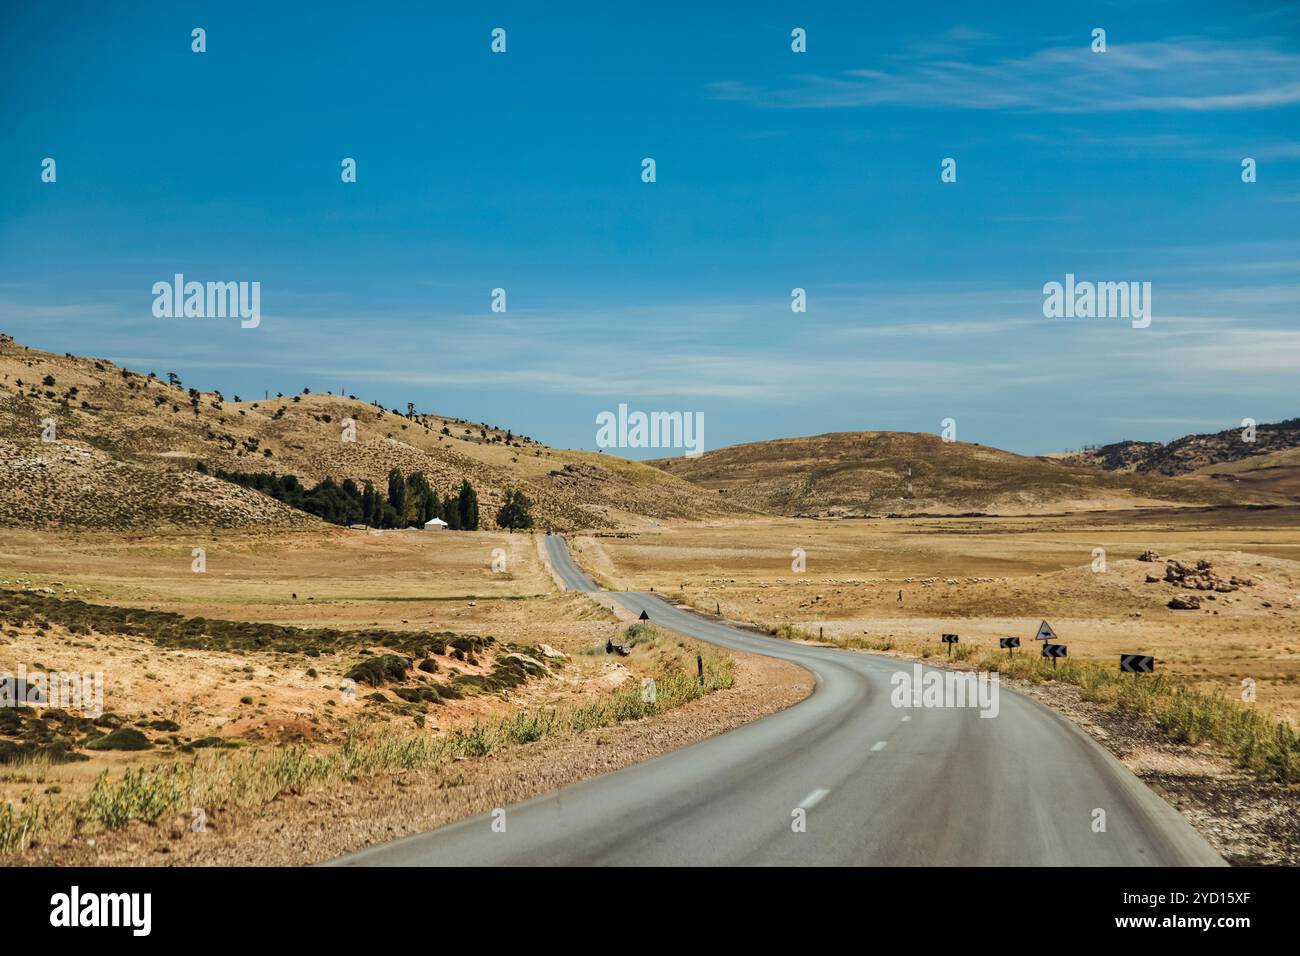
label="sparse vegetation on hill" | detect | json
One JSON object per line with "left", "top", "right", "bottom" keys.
{"left": 0, "top": 334, "right": 735, "bottom": 531}
{"left": 652, "top": 431, "right": 1253, "bottom": 516}
{"left": 1058, "top": 418, "right": 1300, "bottom": 477}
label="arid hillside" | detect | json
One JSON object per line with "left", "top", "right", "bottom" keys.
{"left": 0, "top": 335, "right": 749, "bottom": 532}
{"left": 650, "top": 430, "right": 1266, "bottom": 516}
{"left": 1186, "top": 447, "right": 1300, "bottom": 501}
{"left": 1055, "top": 418, "right": 1300, "bottom": 477}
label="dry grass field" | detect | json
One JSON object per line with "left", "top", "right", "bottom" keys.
{"left": 572, "top": 507, "right": 1300, "bottom": 723}
{"left": 1, "top": 500, "right": 1296, "bottom": 862}
{"left": 0, "top": 526, "right": 741, "bottom": 841}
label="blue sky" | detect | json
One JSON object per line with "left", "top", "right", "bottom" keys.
{"left": 1, "top": 0, "right": 1297, "bottom": 457}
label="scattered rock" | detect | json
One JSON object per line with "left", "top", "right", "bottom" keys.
{"left": 1163, "top": 558, "right": 1247, "bottom": 594}
{"left": 1168, "top": 594, "right": 1201, "bottom": 610}
{"left": 500, "top": 653, "right": 552, "bottom": 678}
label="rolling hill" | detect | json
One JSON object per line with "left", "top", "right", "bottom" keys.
{"left": 1054, "top": 418, "right": 1300, "bottom": 476}
{"left": 3, "top": 334, "right": 1288, "bottom": 531}
{"left": 1051, "top": 419, "right": 1300, "bottom": 503}
{"left": 0, "top": 335, "right": 750, "bottom": 532}
{"left": 650, "top": 430, "right": 1269, "bottom": 517}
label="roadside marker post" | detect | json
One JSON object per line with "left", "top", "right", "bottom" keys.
{"left": 697, "top": 654, "right": 704, "bottom": 686}
{"left": 1120, "top": 654, "right": 1155, "bottom": 674}
{"left": 999, "top": 636, "right": 1020, "bottom": 658}
{"left": 1041, "top": 643, "right": 1067, "bottom": 669}
{"left": 941, "top": 633, "right": 959, "bottom": 658}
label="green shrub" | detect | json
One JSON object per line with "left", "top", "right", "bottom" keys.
{"left": 84, "top": 727, "right": 153, "bottom": 751}
{"left": 345, "top": 654, "right": 411, "bottom": 686}
{"left": 84, "top": 767, "right": 185, "bottom": 828}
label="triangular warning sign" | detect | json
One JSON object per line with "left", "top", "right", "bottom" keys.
{"left": 639, "top": 610, "right": 650, "bottom": 621}
{"left": 1036, "top": 620, "right": 1057, "bottom": 641}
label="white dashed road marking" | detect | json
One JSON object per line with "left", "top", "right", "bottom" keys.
{"left": 798, "top": 788, "right": 830, "bottom": 809}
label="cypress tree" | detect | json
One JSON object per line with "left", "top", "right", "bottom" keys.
{"left": 457, "top": 479, "right": 479, "bottom": 530}
{"left": 441, "top": 496, "right": 462, "bottom": 530}
{"left": 387, "top": 468, "right": 408, "bottom": 526}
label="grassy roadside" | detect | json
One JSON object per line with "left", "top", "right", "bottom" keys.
{"left": 969, "top": 649, "right": 1300, "bottom": 783}
{"left": 747, "top": 614, "right": 1300, "bottom": 784}
{"left": 0, "top": 635, "right": 734, "bottom": 855}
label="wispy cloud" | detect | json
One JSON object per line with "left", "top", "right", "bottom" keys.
{"left": 3, "top": 276, "right": 1295, "bottom": 414}
{"left": 709, "top": 38, "right": 1300, "bottom": 113}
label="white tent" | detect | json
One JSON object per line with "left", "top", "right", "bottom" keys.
{"left": 423, "top": 517, "right": 449, "bottom": 530}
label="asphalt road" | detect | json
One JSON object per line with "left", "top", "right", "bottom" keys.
{"left": 333, "top": 534, "right": 1224, "bottom": 866}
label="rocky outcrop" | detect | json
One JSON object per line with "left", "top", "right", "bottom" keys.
{"left": 1163, "top": 558, "right": 1254, "bottom": 594}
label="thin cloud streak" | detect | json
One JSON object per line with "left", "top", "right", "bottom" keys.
{"left": 709, "top": 39, "right": 1300, "bottom": 113}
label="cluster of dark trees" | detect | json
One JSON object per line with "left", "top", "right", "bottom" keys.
{"left": 213, "top": 466, "right": 482, "bottom": 530}
{"left": 389, "top": 469, "right": 479, "bottom": 530}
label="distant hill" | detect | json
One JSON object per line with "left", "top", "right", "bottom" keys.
{"left": 1050, "top": 439, "right": 1165, "bottom": 472}
{"left": 1054, "top": 420, "right": 1300, "bottom": 499}
{"left": 1179, "top": 446, "right": 1300, "bottom": 501}
{"left": 0, "top": 335, "right": 749, "bottom": 532}
{"left": 650, "top": 430, "right": 1263, "bottom": 516}
{"left": 5, "top": 334, "right": 1289, "bottom": 531}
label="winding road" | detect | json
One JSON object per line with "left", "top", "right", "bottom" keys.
{"left": 333, "top": 534, "right": 1224, "bottom": 866}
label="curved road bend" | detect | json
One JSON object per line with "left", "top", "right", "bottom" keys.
{"left": 333, "top": 534, "right": 1224, "bottom": 866}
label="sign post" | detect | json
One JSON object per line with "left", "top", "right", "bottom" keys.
{"left": 999, "top": 636, "right": 1020, "bottom": 659}
{"left": 1120, "top": 654, "right": 1154, "bottom": 674}
{"left": 941, "top": 633, "right": 959, "bottom": 658}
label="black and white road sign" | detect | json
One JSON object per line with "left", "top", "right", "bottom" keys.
{"left": 999, "top": 637, "right": 1020, "bottom": 649}
{"left": 1035, "top": 621, "right": 1057, "bottom": 641}
{"left": 941, "top": 633, "right": 959, "bottom": 644}
{"left": 1041, "top": 643, "right": 1067, "bottom": 659}
{"left": 1120, "top": 654, "right": 1154, "bottom": 673}
{"left": 638, "top": 610, "right": 650, "bottom": 621}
